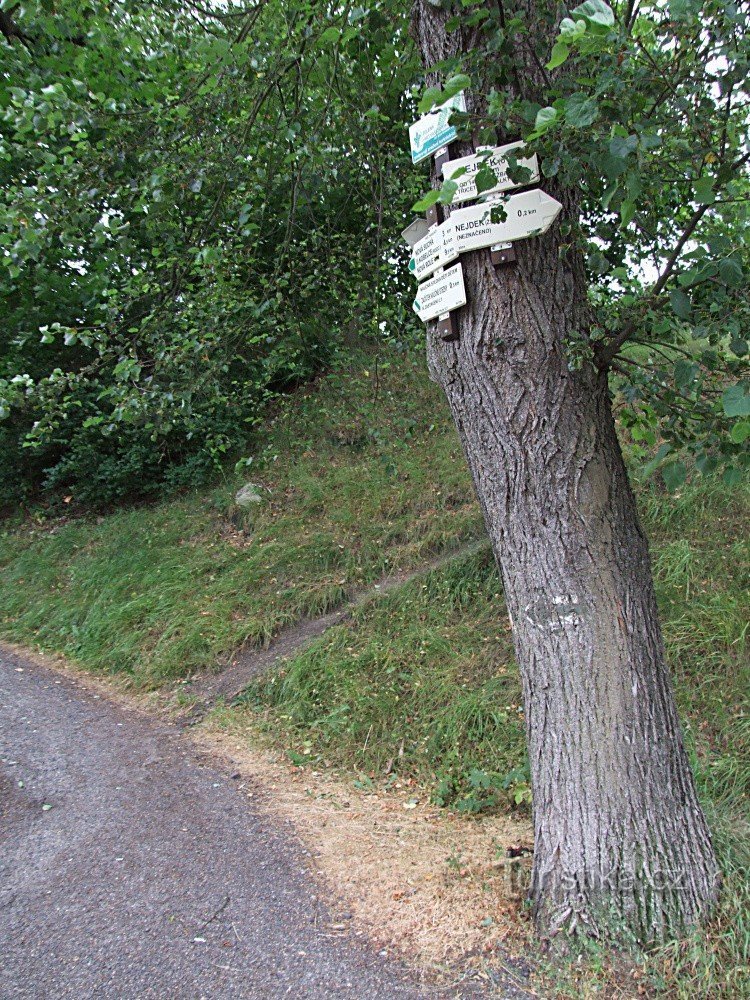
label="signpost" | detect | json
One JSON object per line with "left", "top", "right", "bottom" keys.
{"left": 401, "top": 218, "right": 430, "bottom": 249}
{"left": 408, "top": 91, "right": 466, "bottom": 165}
{"left": 451, "top": 189, "right": 562, "bottom": 251}
{"left": 442, "top": 142, "right": 539, "bottom": 204}
{"left": 412, "top": 263, "right": 466, "bottom": 322}
{"left": 408, "top": 190, "right": 563, "bottom": 282}
{"left": 406, "top": 88, "right": 563, "bottom": 340}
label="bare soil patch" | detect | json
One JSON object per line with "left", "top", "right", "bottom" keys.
{"left": 196, "top": 718, "right": 535, "bottom": 979}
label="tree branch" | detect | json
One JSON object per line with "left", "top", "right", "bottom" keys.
{"left": 0, "top": 9, "right": 32, "bottom": 49}
{"left": 597, "top": 196, "right": 718, "bottom": 369}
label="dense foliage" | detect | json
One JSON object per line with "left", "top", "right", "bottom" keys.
{"left": 1, "top": 0, "right": 748, "bottom": 509}
{"left": 0, "top": 0, "right": 422, "bottom": 508}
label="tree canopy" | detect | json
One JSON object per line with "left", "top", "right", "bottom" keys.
{"left": 414, "top": 0, "right": 749, "bottom": 488}
{"left": 0, "top": 0, "right": 421, "bottom": 506}
{"left": 0, "top": 0, "right": 748, "bottom": 510}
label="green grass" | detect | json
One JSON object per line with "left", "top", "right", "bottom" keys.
{"left": 0, "top": 348, "right": 747, "bottom": 996}
{"left": 0, "top": 353, "right": 482, "bottom": 683}
{"left": 241, "top": 543, "right": 530, "bottom": 811}
{"left": 639, "top": 478, "right": 750, "bottom": 999}
{"left": 239, "top": 470, "right": 749, "bottom": 997}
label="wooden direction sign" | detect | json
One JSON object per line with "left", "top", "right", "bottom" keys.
{"left": 412, "top": 263, "right": 466, "bottom": 322}
{"left": 408, "top": 91, "right": 466, "bottom": 165}
{"left": 409, "top": 189, "right": 562, "bottom": 282}
{"left": 442, "top": 142, "right": 539, "bottom": 204}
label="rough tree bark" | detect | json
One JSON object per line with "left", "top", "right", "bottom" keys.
{"left": 411, "top": 0, "right": 719, "bottom": 943}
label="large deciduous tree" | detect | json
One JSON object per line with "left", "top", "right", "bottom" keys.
{"left": 408, "top": 0, "right": 748, "bottom": 943}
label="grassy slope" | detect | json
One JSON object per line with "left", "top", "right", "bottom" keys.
{"left": 0, "top": 356, "right": 483, "bottom": 682}
{"left": 1, "top": 348, "right": 747, "bottom": 996}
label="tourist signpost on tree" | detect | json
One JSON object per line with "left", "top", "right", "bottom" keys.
{"left": 406, "top": 91, "right": 560, "bottom": 338}
{"left": 408, "top": 190, "right": 563, "bottom": 281}
{"left": 410, "top": 0, "right": 721, "bottom": 947}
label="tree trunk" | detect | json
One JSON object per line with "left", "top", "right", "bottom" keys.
{"left": 411, "top": 0, "right": 719, "bottom": 944}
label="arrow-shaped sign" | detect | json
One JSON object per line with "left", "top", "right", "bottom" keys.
{"left": 442, "top": 142, "right": 539, "bottom": 204}
{"left": 412, "top": 263, "right": 467, "bottom": 322}
{"left": 409, "top": 189, "right": 562, "bottom": 282}
{"left": 451, "top": 189, "right": 562, "bottom": 251}
{"left": 409, "top": 223, "right": 458, "bottom": 281}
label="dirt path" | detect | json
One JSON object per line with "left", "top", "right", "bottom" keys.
{"left": 188, "top": 540, "right": 491, "bottom": 709}
{"left": 0, "top": 646, "right": 513, "bottom": 1000}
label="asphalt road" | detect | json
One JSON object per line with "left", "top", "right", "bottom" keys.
{"left": 0, "top": 648, "right": 488, "bottom": 999}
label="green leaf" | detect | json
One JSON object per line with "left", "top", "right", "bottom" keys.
{"left": 475, "top": 163, "right": 498, "bottom": 194}
{"left": 599, "top": 153, "right": 628, "bottom": 180}
{"left": 609, "top": 134, "right": 637, "bottom": 159}
{"left": 417, "top": 86, "right": 443, "bottom": 115}
{"left": 570, "top": 0, "right": 615, "bottom": 28}
{"left": 722, "top": 383, "right": 750, "bottom": 418}
{"left": 693, "top": 175, "right": 715, "bottom": 205}
{"left": 695, "top": 452, "right": 719, "bottom": 475}
{"left": 411, "top": 189, "right": 441, "bottom": 212}
{"left": 443, "top": 74, "right": 470, "bottom": 101}
{"left": 619, "top": 200, "right": 635, "bottom": 227}
{"left": 643, "top": 442, "right": 671, "bottom": 477}
{"left": 317, "top": 26, "right": 341, "bottom": 47}
{"left": 670, "top": 288, "right": 692, "bottom": 320}
{"left": 718, "top": 257, "right": 743, "bottom": 287}
{"left": 533, "top": 106, "right": 558, "bottom": 133}
{"left": 438, "top": 179, "right": 458, "bottom": 204}
{"left": 674, "top": 360, "right": 698, "bottom": 389}
{"left": 723, "top": 466, "right": 743, "bottom": 487}
{"left": 559, "top": 17, "right": 588, "bottom": 39}
{"left": 547, "top": 42, "right": 570, "bottom": 70}
{"left": 730, "top": 421, "right": 750, "bottom": 444}
{"left": 662, "top": 460, "right": 687, "bottom": 492}
{"left": 565, "top": 93, "right": 599, "bottom": 128}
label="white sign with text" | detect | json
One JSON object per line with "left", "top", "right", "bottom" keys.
{"left": 442, "top": 142, "right": 539, "bottom": 204}
{"left": 412, "top": 263, "right": 467, "bottom": 322}
{"left": 409, "top": 190, "right": 562, "bottom": 282}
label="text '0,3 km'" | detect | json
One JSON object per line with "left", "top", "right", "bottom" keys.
{"left": 409, "top": 190, "right": 563, "bottom": 282}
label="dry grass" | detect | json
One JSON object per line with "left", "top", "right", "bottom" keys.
{"left": 197, "top": 716, "right": 535, "bottom": 976}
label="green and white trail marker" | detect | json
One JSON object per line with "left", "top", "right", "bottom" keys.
{"left": 451, "top": 189, "right": 562, "bottom": 251}
{"left": 409, "top": 223, "right": 458, "bottom": 281}
{"left": 408, "top": 91, "right": 466, "bottom": 165}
